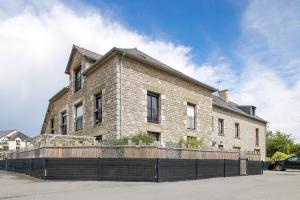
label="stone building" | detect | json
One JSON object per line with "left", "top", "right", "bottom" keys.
{"left": 41, "top": 45, "right": 267, "bottom": 159}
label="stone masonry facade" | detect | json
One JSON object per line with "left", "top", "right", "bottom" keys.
{"left": 41, "top": 45, "right": 267, "bottom": 160}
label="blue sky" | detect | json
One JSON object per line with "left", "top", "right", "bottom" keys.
{"left": 85, "top": 0, "right": 246, "bottom": 68}
{"left": 0, "top": 0, "right": 300, "bottom": 141}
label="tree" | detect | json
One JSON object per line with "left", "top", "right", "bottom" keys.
{"left": 266, "top": 131, "right": 294, "bottom": 157}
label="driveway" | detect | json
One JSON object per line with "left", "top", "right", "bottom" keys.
{"left": 0, "top": 170, "right": 299, "bottom": 200}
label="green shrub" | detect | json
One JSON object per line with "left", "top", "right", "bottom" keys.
{"left": 271, "top": 151, "right": 296, "bottom": 161}
{"left": 131, "top": 133, "right": 155, "bottom": 145}
{"left": 180, "top": 138, "right": 202, "bottom": 149}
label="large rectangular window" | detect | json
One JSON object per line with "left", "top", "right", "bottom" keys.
{"left": 235, "top": 123, "right": 240, "bottom": 138}
{"left": 147, "top": 92, "right": 159, "bottom": 123}
{"left": 94, "top": 93, "right": 102, "bottom": 124}
{"left": 75, "top": 103, "right": 83, "bottom": 131}
{"left": 60, "top": 111, "right": 67, "bottom": 135}
{"left": 187, "top": 103, "right": 196, "bottom": 129}
{"left": 255, "top": 128, "right": 259, "bottom": 146}
{"left": 74, "top": 67, "right": 82, "bottom": 92}
{"left": 218, "top": 119, "right": 224, "bottom": 135}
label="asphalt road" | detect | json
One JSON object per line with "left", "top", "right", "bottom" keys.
{"left": 0, "top": 170, "right": 299, "bottom": 200}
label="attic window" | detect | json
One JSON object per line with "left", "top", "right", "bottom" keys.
{"left": 74, "top": 66, "right": 82, "bottom": 92}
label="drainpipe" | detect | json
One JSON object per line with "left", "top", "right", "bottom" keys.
{"left": 119, "top": 52, "right": 126, "bottom": 139}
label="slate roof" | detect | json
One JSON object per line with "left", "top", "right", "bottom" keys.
{"left": 0, "top": 130, "right": 30, "bottom": 141}
{"left": 84, "top": 47, "right": 217, "bottom": 92}
{"left": 212, "top": 95, "right": 267, "bottom": 123}
{"left": 73, "top": 45, "right": 102, "bottom": 60}
{"left": 65, "top": 45, "right": 102, "bottom": 74}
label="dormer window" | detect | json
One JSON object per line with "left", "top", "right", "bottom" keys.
{"left": 74, "top": 66, "right": 82, "bottom": 92}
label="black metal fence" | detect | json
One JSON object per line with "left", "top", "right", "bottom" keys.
{"left": 0, "top": 158, "right": 263, "bottom": 182}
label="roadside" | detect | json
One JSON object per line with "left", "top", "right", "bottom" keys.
{"left": 0, "top": 170, "right": 300, "bottom": 200}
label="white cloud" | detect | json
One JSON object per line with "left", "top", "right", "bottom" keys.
{"left": 232, "top": 0, "right": 300, "bottom": 141}
{"left": 0, "top": 0, "right": 219, "bottom": 135}
{"left": 0, "top": 0, "right": 299, "bottom": 142}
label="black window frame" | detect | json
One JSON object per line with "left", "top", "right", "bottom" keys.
{"left": 75, "top": 103, "right": 83, "bottom": 131}
{"left": 235, "top": 123, "right": 240, "bottom": 138}
{"left": 255, "top": 128, "right": 259, "bottom": 146}
{"left": 60, "top": 111, "right": 67, "bottom": 135}
{"left": 147, "top": 92, "right": 159, "bottom": 124}
{"left": 74, "top": 66, "right": 82, "bottom": 92}
{"left": 147, "top": 131, "right": 160, "bottom": 142}
{"left": 16, "top": 140, "right": 20, "bottom": 146}
{"left": 50, "top": 118, "right": 55, "bottom": 134}
{"left": 187, "top": 136, "right": 197, "bottom": 140}
{"left": 187, "top": 103, "right": 196, "bottom": 130}
{"left": 94, "top": 93, "right": 103, "bottom": 124}
{"left": 218, "top": 118, "right": 224, "bottom": 135}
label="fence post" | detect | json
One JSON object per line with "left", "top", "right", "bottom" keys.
{"left": 29, "top": 159, "right": 32, "bottom": 176}
{"left": 195, "top": 159, "right": 198, "bottom": 180}
{"left": 42, "top": 158, "right": 47, "bottom": 180}
{"left": 238, "top": 158, "right": 241, "bottom": 176}
{"left": 155, "top": 158, "right": 159, "bottom": 182}
{"left": 97, "top": 157, "right": 100, "bottom": 181}
{"left": 224, "top": 159, "right": 226, "bottom": 177}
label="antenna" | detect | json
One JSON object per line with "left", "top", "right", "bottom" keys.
{"left": 216, "top": 80, "right": 223, "bottom": 91}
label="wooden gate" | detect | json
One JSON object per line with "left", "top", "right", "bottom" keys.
{"left": 240, "top": 159, "right": 248, "bottom": 175}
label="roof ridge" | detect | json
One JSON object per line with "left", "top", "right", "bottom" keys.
{"left": 73, "top": 44, "right": 102, "bottom": 56}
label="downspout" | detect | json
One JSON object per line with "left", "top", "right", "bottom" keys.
{"left": 119, "top": 52, "right": 126, "bottom": 139}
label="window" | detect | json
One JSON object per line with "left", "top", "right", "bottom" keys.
{"left": 95, "top": 135, "right": 103, "bottom": 143}
{"left": 74, "top": 67, "right": 82, "bottom": 92}
{"left": 147, "top": 131, "right": 160, "bottom": 142}
{"left": 3, "top": 146, "right": 9, "bottom": 151}
{"left": 254, "top": 149, "right": 260, "bottom": 154}
{"left": 60, "top": 111, "right": 67, "bottom": 135}
{"left": 94, "top": 93, "right": 102, "bottom": 124}
{"left": 233, "top": 146, "right": 241, "bottom": 151}
{"left": 218, "top": 144, "right": 224, "bottom": 150}
{"left": 218, "top": 119, "right": 224, "bottom": 135}
{"left": 16, "top": 147, "right": 20, "bottom": 150}
{"left": 50, "top": 118, "right": 54, "bottom": 134}
{"left": 75, "top": 103, "right": 83, "bottom": 131}
{"left": 235, "top": 123, "right": 240, "bottom": 138}
{"left": 16, "top": 140, "right": 20, "bottom": 146}
{"left": 187, "top": 136, "right": 197, "bottom": 140}
{"left": 187, "top": 103, "right": 196, "bottom": 129}
{"left": 255, "top": 128, "right": 259, "bottom": 146}
{"left": 287, "top": 156, "right": 297, "bottom": 162}
{"left": 147, "top": 92, "right": 159, "bottom": 123}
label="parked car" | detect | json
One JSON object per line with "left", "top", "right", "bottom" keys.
{"left": 269, "top": 156, "right": 300, "bottom": 171}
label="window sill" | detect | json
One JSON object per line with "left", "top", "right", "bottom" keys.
{"left": 218, "top": 134, "right": 225, "bottom": 136}
{"left": 187, "top": 128, "right": 196, "bottom": 131}
{"left": 235, "top": 137, "right": 240, "bottom": 139}
{"left": 147, "top": 121, "right": 160, "bottom": 125}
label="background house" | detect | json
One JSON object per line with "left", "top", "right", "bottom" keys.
{"left": 0, "top": 130, "right": 30, "bottom": 151}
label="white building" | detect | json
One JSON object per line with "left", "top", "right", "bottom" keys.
{"left": 0, "top": 130, "right": 30, "bottom": 151}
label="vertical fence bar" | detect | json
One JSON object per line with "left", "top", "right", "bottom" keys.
{"left": 224, "top": 159, "right": 226, "bottom": 177}
{"left": 97, "top": 157, "right": 100, "bottom": 181}
{"left": 156, "top": 158, "right": 159, "bottom": 182}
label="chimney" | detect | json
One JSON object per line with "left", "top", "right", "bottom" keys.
{"left": 219, "top": 90, "right": 229, "bottom": 102}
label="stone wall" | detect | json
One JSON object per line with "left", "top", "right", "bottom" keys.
{"left": 212, "top": 106, "right": 266, "bottom": 160}
{"left": 120, "top": 56, "right": 213, "bottom": 146}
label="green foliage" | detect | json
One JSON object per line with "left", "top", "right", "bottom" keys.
{"left": 180, "top": 138, "right": 202, "bottom": 149}
{"left": 270, "top": 151, "right": 296, "bottom": 161}
{"left": 131, "top": 133, "right": 155, "bottom": 145}
{"left": 266, "top": 131, "right": 295, "bottom": 157}
{"left": 271, "top": 151, "right": 288, "bottom": 161}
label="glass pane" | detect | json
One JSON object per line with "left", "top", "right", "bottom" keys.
{"left": 76, "top": 104, "right": 83, "bottom": 117}
{"left": 187, "top": 104, "right": 195, "bottom": 117}
{"left": 152, "top": 96, "right": 158, "bottom": 121}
